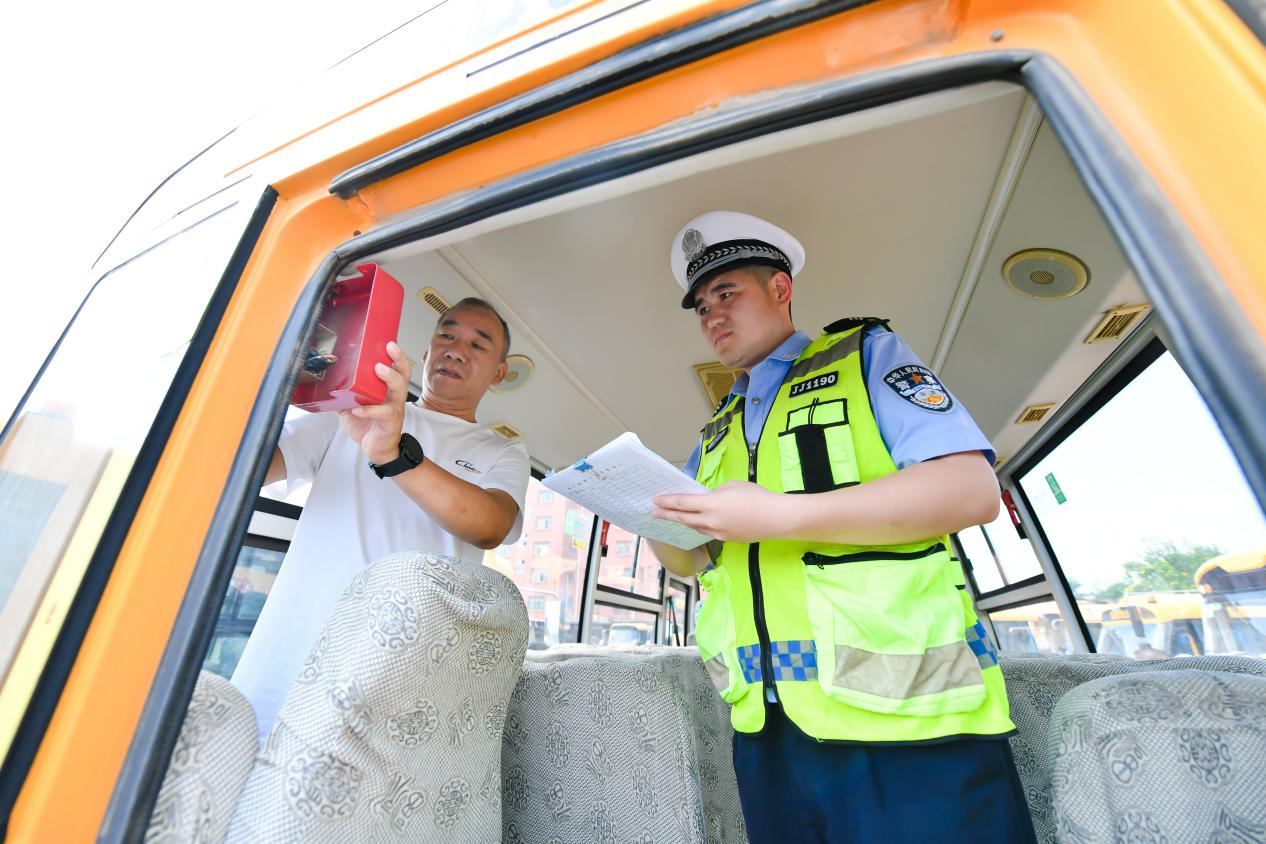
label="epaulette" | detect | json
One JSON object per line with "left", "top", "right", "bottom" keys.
{"left": 699, "top": 394, "right": 732, "bottom": 433}
{"left": 822, "top": 317, "right": 891, "bottom": 334}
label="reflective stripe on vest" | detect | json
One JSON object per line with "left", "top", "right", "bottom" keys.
{"left": 692, "top": 320, "right": 1015, "bottom": 742}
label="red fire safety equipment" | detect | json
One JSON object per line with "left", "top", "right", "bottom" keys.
{"left": 291, "top": 263, "right": 405, "bottom": 411}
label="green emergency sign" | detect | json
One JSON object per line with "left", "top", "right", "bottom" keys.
{"left": 1045, "top": 472, "right": 1067, "bottom": 505}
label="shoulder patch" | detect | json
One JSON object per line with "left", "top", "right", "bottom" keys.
{"left": 882, "top": 365, "right": 954, "bottom": 413}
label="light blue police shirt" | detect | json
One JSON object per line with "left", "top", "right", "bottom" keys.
{"left": 682, "top": 325, "right": 995, "bottom": 477}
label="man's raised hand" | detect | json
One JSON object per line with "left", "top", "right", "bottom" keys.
{"left": 338, "top": 341, "right": 413, "bottom": 465}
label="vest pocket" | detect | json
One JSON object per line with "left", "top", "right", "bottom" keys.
{"left": 695, "top": 566, "right": 748, "bottom": 703}
{"left": 696, "top": 428, "right": 728, "bottom": 488}
{"left": 777, "top": 399, "right": 860, "bottom": 493}
{"left": 800, "top": 544, "right": 985, "bottom": 716}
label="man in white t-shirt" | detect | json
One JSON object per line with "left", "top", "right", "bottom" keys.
{"left": 232, "top": 297, "right": 531, "bottom": 737}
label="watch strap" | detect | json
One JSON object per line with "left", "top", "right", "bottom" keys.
{"left": 370, "top": 434, "right": 424, "bottom": 479}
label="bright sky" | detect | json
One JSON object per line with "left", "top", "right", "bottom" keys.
{"left": 0, "top": 0, "right": 423, "bottom": 424}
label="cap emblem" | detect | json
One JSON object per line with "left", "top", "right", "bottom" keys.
{"left": 682, "top": 228, "right": 706, "bottom": 262}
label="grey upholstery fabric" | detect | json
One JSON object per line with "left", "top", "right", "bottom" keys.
{"left": 226, "top": 553, "right": 528, "bottom": 843}
{"left": 146, "top": 671, "right": 258, "bottom": 844}
{"left": 1002, "top": 655, "right": 1266, "bottom": 844}
{"left": 502, "top": 645, "right": 747, "bottom": 844}
{"left": 1050, "top": 670, "right": 1266, "bottom": 843}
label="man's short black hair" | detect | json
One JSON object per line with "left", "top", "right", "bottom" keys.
{"left": 438, "top": 297, "right": 511, "bottom": 361}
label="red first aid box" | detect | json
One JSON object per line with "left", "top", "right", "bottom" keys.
{"left": 291, "top": 263, "right": 405, "bottom": 412}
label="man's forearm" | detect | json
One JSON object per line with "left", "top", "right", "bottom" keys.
{"left": 265, "top": 447, "right": 286, "bottom": 485}
{"left": 782, "top": 452, "right": 999, "bottom": 545}
{"left": 646, "top": 539, "right": 710, "bottom": 579}
{"left": 391, "top": 461, "right": 518, "bottom": 549}
{"left": 653, "top": 451, "right": 999, "bottom": 546}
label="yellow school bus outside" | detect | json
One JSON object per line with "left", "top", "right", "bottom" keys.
{"left": 3, "top": 1, "right": 1266, "bottom": 840}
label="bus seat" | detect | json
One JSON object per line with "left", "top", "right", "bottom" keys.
{"left": 1001, "top": 655, "right": 1266, "bottom": 843}
{"left": 224, "top": 552, "right": 529, "bottom": 843}
{"left": 145, "top": 670, "right": 258, "bottom": 844}
{"left": 1049, "top": 670, "right": 1266, "bottom": 842}
{"left": 501, "top": 644, "right": 744, "bottom": 844}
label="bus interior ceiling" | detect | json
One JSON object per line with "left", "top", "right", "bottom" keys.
{"left": 355, "top": 82, "right": 1146, "bottom": 475}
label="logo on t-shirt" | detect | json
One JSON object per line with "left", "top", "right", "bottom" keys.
{"left": 883, "top": 365, "right": 954, "bottom": 413}
{"left": 455, "top": 459, "right": 480, "bottom": 472}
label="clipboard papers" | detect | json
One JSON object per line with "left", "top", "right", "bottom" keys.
{"left": 542, "top": 432, "right": 713, "bottom": 549}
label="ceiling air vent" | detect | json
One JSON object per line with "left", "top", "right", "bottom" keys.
{"left": 488, "top": 422, "right": 523, "bottom": 441}
{"left": 418, "top": 287, "right": 451, "bottom": 316}
{"left": 693, "top": 361, "right": 741, "bottom": 408}
{"left": 1016, "top": 403, "right": 1056, "bottom": 425}
{"left": 1084, "top": 303, "right": 1149, "bottom": 344}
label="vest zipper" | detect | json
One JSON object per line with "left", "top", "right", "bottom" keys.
{"left": 747, "top": 441, "right": 776, "bottom": 703}
{"left": 802, "top": 542, "right": 947, "bottom": 568}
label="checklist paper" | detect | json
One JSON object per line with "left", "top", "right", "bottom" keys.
{"left": 542, "top": 432, "right": 713, "bottom": 549}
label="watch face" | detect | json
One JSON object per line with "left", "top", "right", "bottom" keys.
{"left": 400, "top": 434, "right": 424, "bottom": 466}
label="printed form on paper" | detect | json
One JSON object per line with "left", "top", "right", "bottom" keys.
{"left": 542, "top": 432, "right": 713, "bottom": 549}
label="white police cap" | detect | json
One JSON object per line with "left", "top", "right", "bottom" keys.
{"left": 670, "top": 210, "right": 805, "bottom": 309}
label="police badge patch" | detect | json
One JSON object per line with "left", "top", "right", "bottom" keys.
{"left": 882, "top": 365, "right": 954, "bottom": 413}
{"left": 682, "top": 228, "right": 706, "bottom": 262}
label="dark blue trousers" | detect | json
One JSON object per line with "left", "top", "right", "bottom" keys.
{"left": 732, "top": 704, "right": 1037, "bottom": 844}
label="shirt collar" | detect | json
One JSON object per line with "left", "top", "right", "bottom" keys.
{"left": 731, "top": 330, "right": 812, "bottom": 396}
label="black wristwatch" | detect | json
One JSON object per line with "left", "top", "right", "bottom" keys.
{"left": 369, "top": 433, "right": 424, "bottom": 479}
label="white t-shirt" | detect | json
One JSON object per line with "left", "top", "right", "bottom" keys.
{"left": 231, "top": 403, "right": 530, "bottom": 737}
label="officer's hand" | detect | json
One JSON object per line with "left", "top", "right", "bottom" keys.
{"left": 651, "top": 481, "right": 786, "bottom": 543}
{"left": 338, "top": 341, "right": 412, "bottom": 465}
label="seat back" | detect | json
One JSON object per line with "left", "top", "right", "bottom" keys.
{"left": 145, "top": 670, "right": 257, "bottom": 844}
{"left": 1049, "top": 670, "right": 1266, "bottom": 842}
{"left": 501, "top": 644, "right": 746, "bottom": 844}
{"left": 1002, "top": 655, "right": 1266, "bottom": 843}
{"left": 226, "top": 552, "right": 529, "bottom": 843}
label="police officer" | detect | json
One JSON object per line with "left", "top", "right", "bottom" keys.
{"left": 647, "top": 211, "right": 1036, "bottom": 843}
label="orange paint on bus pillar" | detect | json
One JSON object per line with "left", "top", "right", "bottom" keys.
{"left": 8, "top": 193, "right": 371, "bottom": 843}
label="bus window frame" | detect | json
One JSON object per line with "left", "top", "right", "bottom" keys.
{"left": 1002, "top": 329, "right": 1172, "bottom": 655}
{"left": 594, "top": 536, "right": 666, "bottom": 604}
{"left": 664, "top": 575, "right": 694, "bottom": 646}
{"left": 99, "top": 49, "right": 1266, "bottom": 844}
{"left": 202, "top": 531, "right": 290, "bottom": 678}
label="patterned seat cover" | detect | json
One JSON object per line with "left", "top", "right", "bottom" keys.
{"left": 225, "top": 552, "right": 529, "bottom": 843}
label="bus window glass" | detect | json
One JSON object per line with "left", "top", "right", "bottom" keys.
{"left": 0, "top": 202, "right": 254, "bottom": 693}
{"left": 666, "top": 579, "right": 690, "bottom": 646}
{"left": 491, "top": 476, "right": 591, "bottom": 649}
{"left": 202, "top": 538, "right": 286, "bottom": 678}
{"left": 988, "top": 599, "right": 1074, "bottom": 655}
{"left": 586, "top": 603, "right": 658, "bottom": 647}
{"left": 958, "top": 509, "right": 1041, "bottom": 597}
{"left": 1017, "top": 350, "right": 1266, "bottom": 659}
{"left": 985, "top": 507, "right": 1043, "bottom": 583}
{"left": 959, "top": 526, "right": 1004, "bottom": 593}
{"left": 596, "top": 527, "right": 662, "bottom": 599}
